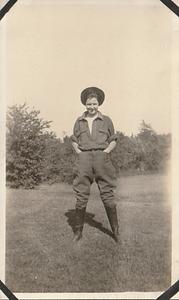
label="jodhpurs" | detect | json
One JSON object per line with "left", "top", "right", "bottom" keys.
{"left": 73, "top": 150, "right": 117, "bottom": 210}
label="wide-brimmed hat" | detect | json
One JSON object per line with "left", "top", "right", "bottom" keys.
{"left": 81, "top": 87, "right": 105, "bottom": 106}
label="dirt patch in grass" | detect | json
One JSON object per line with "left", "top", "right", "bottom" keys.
{"left": 5, "top": 174, "right": 171, "bottom": 292}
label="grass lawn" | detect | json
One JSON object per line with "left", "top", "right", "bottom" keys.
{"left": 5, "top": 174, "right": 171, "bottom": 293}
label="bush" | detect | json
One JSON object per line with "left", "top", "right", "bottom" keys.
{"left": 6, "top": 104, "right": 52, "bottom": 188}
{"left": 6, "top": 104, "right": 171, "bottom": 188}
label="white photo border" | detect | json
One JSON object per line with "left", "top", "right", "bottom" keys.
{"left": 1, "top": 0, "right": 179, "bottom": 299}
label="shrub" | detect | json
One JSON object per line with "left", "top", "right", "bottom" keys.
{"left": 6, "top": 104, "right": 52, "bottom": 188}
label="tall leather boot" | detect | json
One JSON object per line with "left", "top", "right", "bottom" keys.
{"left": 104, "top": 206, "right": 119, "bottom": 243}
{"left": 73, "top": 208, "right": 86, "bottom": 242}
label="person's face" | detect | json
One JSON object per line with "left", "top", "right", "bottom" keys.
{"left": 85, "top": 97, "right": 99, "bottom": 116}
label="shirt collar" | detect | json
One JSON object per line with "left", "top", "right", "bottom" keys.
{"left": 79, "top": 111, "right": 103, "bottom": 121}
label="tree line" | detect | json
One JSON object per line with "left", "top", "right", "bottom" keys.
{"left": 6, "top": 104, "right": 171, "bottom": 189}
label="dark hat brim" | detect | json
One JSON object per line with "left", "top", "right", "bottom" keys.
{"left": 81, "top": 87, "right": 105, "bottom": 106}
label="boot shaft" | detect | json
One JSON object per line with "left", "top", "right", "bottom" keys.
{"left": 104, "top": 206, "right": 119, "bottom": 232}
{"left": 104, "top": 206, "right": 119, "bottom": 243}
{"left": 73, "top": 208, "right": 86, "bottom": 242}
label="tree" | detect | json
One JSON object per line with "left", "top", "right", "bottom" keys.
{"left": 41, "top": 134, "right": 76, "bottom": 184}
{"left": 111, "top": 122, "right": 171, "bottom": 175}
{"left": 111, "top": 132, "right": 138, "bottom": 174}
{"left": 6, "top": 103, "right": 52, "bottom": 188}
{"left": 6, "top": 106, "right": 171, "bottom": 189}
{"left": 137, "top": 120, "right": 166, "bottom": 171}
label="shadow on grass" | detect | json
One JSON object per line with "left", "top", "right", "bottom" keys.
{"left": 65, "top": 209, "right": 114, "bottom": 239}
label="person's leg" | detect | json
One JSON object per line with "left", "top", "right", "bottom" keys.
{"left": 73, "top": 152, "right": 93, "bottom": 241}
{"left": 94, "top": 151, "right": 119, "bottom": 242}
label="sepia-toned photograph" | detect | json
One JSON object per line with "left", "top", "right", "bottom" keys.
{"left": 1, "top": 0, "right": 179, "bottom": 298}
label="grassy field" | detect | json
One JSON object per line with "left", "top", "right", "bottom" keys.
{"left": 5, "top": 174, "right": 171, "bottom": 293}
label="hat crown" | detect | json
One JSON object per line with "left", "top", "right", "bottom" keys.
{"left": 81, "top": 87, "right": 105, "bottom": 106}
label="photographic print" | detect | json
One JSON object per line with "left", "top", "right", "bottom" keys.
{"left": 1, "top": 0, "right": 179, "bottom": 299}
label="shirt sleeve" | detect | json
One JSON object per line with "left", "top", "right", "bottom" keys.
{"left": 107, "top": 117, "right": 118, "bottom": 143}
{"left": 70, "top": 119, "right": 80, "bottom": 144}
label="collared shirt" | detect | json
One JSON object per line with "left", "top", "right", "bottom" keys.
{"left": 85, "top": 114, "right": 98, "bottom": 133}
{"left": 71, "top": 111, "right": 117, "bottom": 151}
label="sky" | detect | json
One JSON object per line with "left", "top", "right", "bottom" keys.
{"left": 4, "top": 0, "right": 174, "bottom": 138}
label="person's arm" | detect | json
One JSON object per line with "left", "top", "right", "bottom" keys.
{"left": 103, "top": 117, "right": 117, "bottom": 153}
{"left": 103, "top": 140, "right": 116, "bottom": 153}
{"left": 71, "top": 119, "right": 82, "bottom": 154}
{"left": 72, "top": 142, "right": 82, "bottom": 154}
